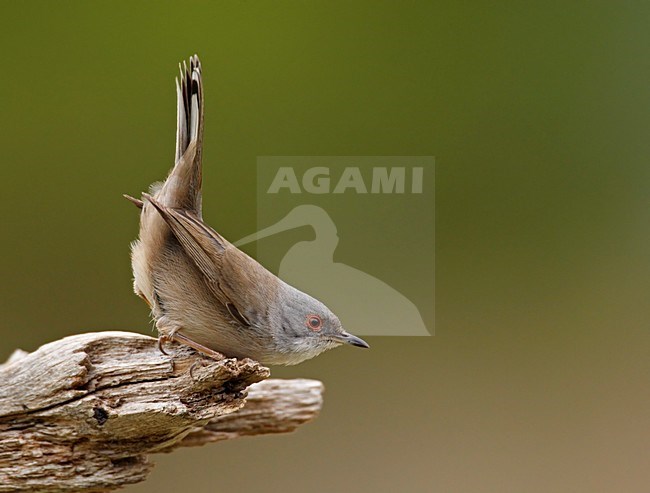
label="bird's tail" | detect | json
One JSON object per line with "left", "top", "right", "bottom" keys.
{"left": 156, "top": 54, "right": 204, "bottom": 215}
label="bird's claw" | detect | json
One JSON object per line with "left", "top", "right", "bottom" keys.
{"left": 157, "top": 335, "right": 170, "bottom": 355}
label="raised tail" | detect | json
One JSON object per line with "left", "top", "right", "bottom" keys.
{"left": 156, "top": 54, "right": 204, "bottom": 215}
{"left": 175, "top": 55, "right": 204, "bottom": 163}
{"left": 126, "top": 55, "right": 205, "bottom": 317}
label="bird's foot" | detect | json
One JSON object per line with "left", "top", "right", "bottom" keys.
{"left": 156, "top": 316, "right": 181, "bottom": 358}
{"left": 157, "top": 334, "right": 171, "bottom": 356}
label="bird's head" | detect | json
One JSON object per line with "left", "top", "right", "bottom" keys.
{"left": 272, "top": 282, "right": 369, "bottom": 364}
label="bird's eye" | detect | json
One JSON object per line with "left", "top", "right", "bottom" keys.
{"left": 306, "top": 314, "right": 322, "bottom": 331}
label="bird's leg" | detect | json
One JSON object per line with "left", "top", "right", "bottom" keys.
{"left": 172, "top": 332, "right": 226, "bottom": 361}
{"left": 155, "top": 316, "right": 225, "bottom": 360}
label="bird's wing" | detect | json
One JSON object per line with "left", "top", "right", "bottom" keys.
{"left": 143, "top": 194, "right": 276, "bottom": 328}
{"left": 156, "top": 55, "right": 204, "bottom": 215}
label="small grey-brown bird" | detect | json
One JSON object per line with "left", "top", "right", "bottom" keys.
{"left": 125, "top": 55, "right": 369, "bottom": 365}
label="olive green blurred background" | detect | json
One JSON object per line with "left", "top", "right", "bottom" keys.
{"left": 1, "top": 2, "right": 649, "bottom": 492}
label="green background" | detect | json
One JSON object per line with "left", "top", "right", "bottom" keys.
{"left": 1, "top": 2, "right": 648, "bottom": 492}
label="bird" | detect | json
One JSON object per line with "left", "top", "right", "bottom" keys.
{"left": 124, "top": 55, "right": 369, "bottom": 365}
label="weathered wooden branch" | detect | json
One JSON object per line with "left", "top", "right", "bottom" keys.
{"left": 0, "top": 332, "right": 324, "bottom": 492}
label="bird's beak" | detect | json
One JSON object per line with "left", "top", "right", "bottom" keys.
{"left": 331, "top": 331, "right": 370, "bottom": 349}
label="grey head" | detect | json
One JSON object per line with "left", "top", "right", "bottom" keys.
{"left": 267, "top": 280, "right": 369, "bottom": 365}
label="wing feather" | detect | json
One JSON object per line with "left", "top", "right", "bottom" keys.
{"left": 142, "top": 194, "right": 276, "bottom": 327}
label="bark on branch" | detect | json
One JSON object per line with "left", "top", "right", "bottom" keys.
{"left": 0, "top": 332, "right": 324, "bottom": 492}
